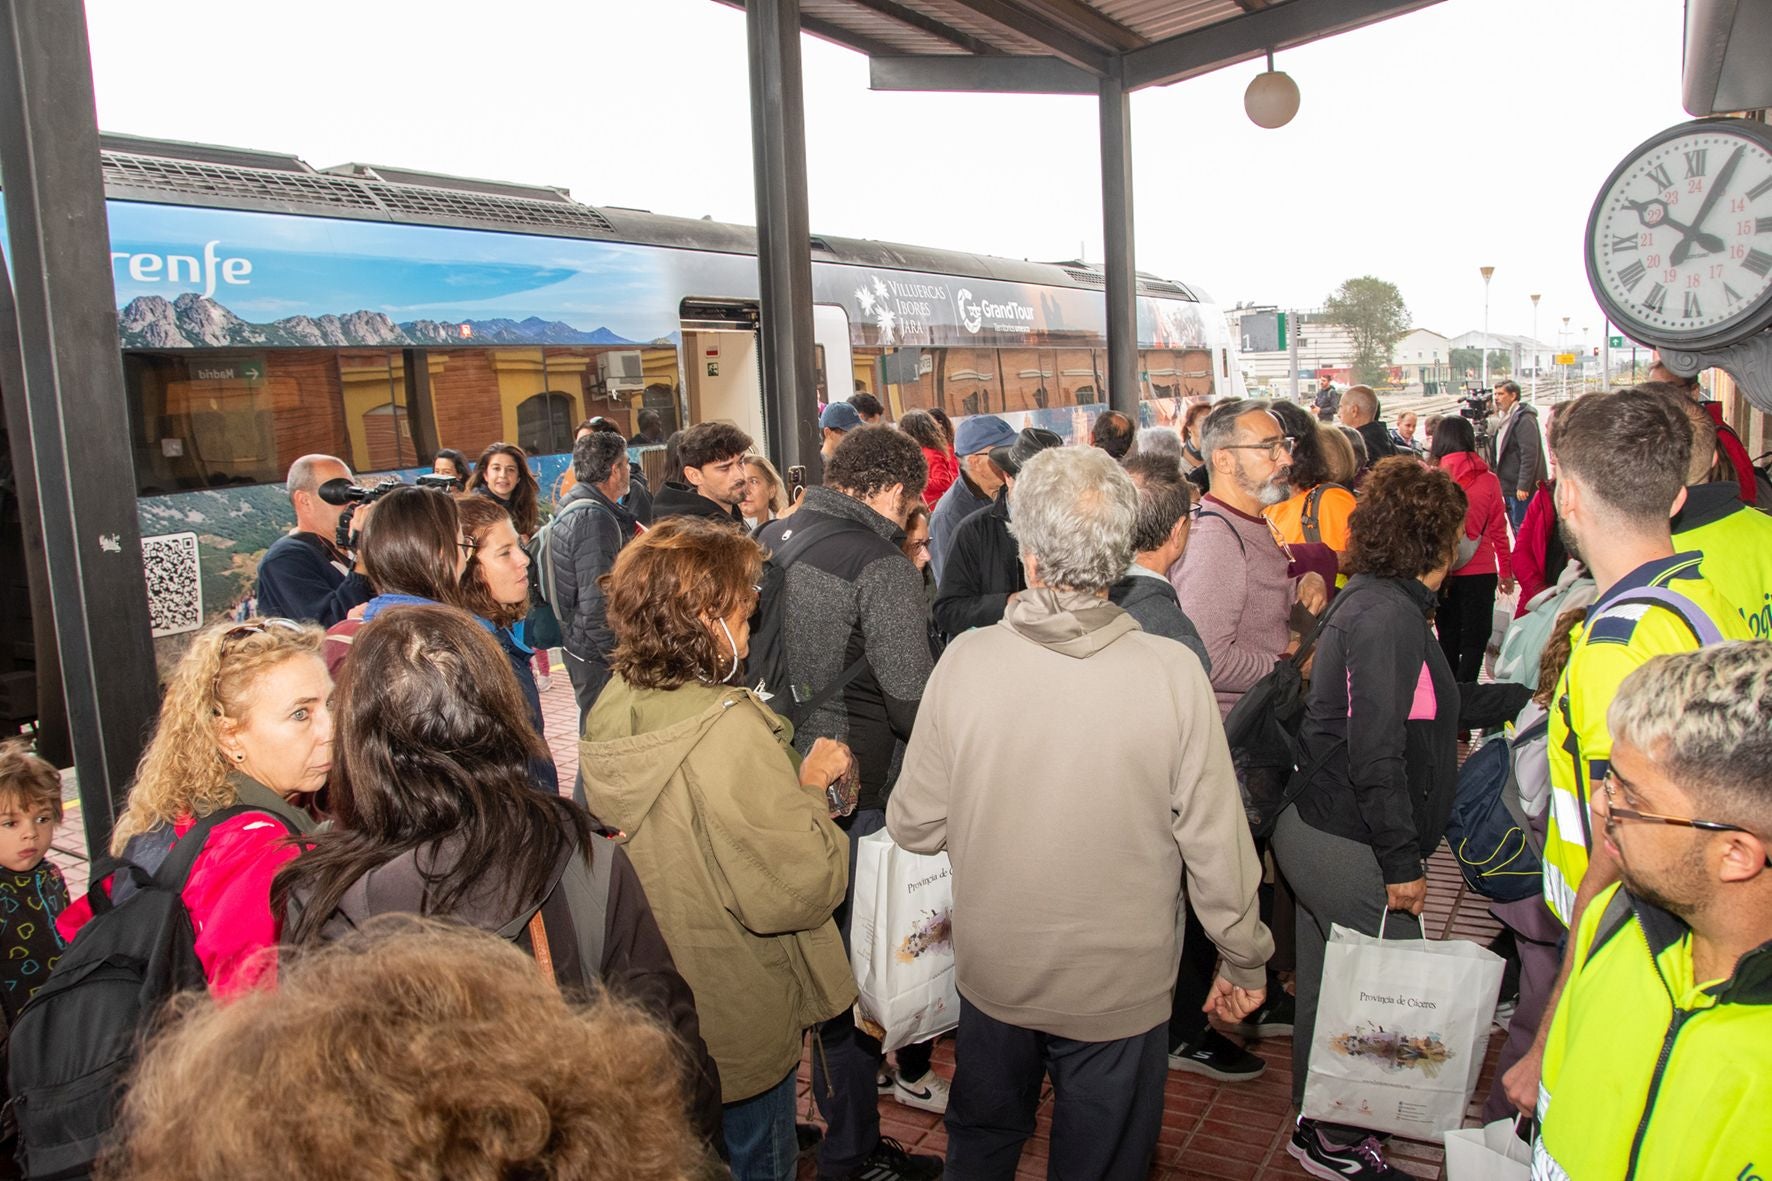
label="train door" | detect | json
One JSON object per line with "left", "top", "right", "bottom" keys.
{"left": 676, "top": 299, "right": 854, "bottom": 466}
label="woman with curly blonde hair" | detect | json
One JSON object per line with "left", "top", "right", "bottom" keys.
{"left": 58, "top": 618, "right": 329, "bottom": 994}
{"left": 101, "top": 919, "right": 703, "bottom": 1181}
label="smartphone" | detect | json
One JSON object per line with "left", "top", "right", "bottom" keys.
{"left": 787, "top": 465, "right": 807, "bottom": 501}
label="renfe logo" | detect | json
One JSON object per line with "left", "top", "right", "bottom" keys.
{"left": 110, "top": 240, "right": 252, "bottom": 300}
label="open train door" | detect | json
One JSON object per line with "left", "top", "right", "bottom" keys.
{"left": 677, "top": 299, "right": 852, "bottom": 467}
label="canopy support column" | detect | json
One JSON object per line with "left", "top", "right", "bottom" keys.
{"left": 1099, "top": 65, "right": 1140, "bottom": 420}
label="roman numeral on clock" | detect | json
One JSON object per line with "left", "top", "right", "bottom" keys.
{"left": 1683, "top": 290, "right": 1702, "bottom": 319}
{"left": 1727, "top": 283, "right": 1745, "bottom": 304}
{"left": 1758, "top": 217, "right": 1772, "bottom": 234}
{"left": 1745, "top": 249, "right": 1772, "bottom": 278}
{"left": 1611, "top": 234, "right": 1638, "bottom": 252}
{"left": 1643, "top": 283, "right": 1668, "bottom": 314}
{"left": 1751, "top": 176, "right": 1772, "bottom": 201}
{"left": 1685, "top": 149, "right": 1708, "bottom": 178}
{"left": 1648, "top": 163, "right": 1674, "bottom": 190}
{"left": 1618, "top": 261, "right": 1647, "bottom": 290}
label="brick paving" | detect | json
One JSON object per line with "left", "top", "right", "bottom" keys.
{"left": 49, "top": 660, "right": 1510, "bottom": 1179}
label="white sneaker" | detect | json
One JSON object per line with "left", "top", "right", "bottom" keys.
{"left": 876, "top": 1069, "right": 893, "bottom": 1094}
{"left": 889, "top": 1069, "right": 950, "bottom": 1114}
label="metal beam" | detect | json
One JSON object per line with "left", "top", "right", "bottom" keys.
{"left": 0, "top": 1, "right": 159, "bottom": 855}
{"left": 927, "top": 0, "right": 1112, "bottom": 73}
{"left": 1014, "top": 0, "right": 1145, "bottom": 52}
{"left": 1122, "top": 0, "right": 1447, "bottom": 90}
{"left": 0, "top": 242, "right": 71, "bottom": 769}
{"left": 1099, "top": 66, "right": 1139, "bottom": 420}
{"left": 870, "top": 53, "right": 1097, "bottom": 93}
{"left": 842, "top": 0, "right": 1005, "bottom": 55}
{"left": 747, "top": 0, "right": 823, "bottom": 479}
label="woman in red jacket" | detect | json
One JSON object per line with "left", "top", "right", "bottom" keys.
{"left": 1430, "top": 416, "right": 1514, "bottom": 680}
{"left": 899, "top": 410, "right": 957, "bottom": 507}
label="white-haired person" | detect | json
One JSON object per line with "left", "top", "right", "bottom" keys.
{"left": 889, "top": 446, "right": 1271, "bottom": 1180}
{"left": 1533, "top": 641, "right": 1772, "bottom": 1178}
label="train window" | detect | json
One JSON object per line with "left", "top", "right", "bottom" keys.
{"left": 338, "top": 350, "right": 417, "bottom": 475}
{"left": 516, "top": 391, "right": 576, "bottom": 457}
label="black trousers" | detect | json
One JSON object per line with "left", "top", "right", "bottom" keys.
{"left": 946, "top": 997, "right": 1167, "bottom": 1180}
{"left": 1437, "top": 572, "right": 1498, "bottom": 683}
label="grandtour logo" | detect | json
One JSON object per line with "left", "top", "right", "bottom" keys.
{"left": 110, "top": 240, "right": 253, "bottom": 301}
{"left": 956, "top": 286, "right": 1035, "bottom": 334}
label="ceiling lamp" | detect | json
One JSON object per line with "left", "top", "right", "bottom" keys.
{"left": 1244, "top": 51, "right": 1300, "bottom": 129}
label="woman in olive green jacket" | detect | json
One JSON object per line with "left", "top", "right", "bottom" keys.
{"left": 582, "top": 517, "right": 855, "bottom": 1181}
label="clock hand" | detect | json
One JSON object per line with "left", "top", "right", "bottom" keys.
{"left": 1627, "top": 199, "right": 1726, "bottom": 255}
{"left": 1671, "top": 145, "right": 1745, "bottom": 266}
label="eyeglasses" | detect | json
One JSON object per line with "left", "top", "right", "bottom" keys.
{"left": 1601, "top": 774, "right": 1772, "bottom": 866}
{"left": 1219, "top": 435, "right": 1296, "bottom": 460}
{"left": 908, "top": 539, "right": 931, "bottom": 551}
{"left": 457, "top": 538, "right": 480, "bottom": 556}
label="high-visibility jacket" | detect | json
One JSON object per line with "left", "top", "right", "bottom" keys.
{"left": 1672, "top": 481, "right": 1772, "bottom": 640}
{"left": 1541, "top": 555, "right": 1749, "bottom": 925}
{"left": 1534, "top": 884, "right": 1772, "bottom": 1180}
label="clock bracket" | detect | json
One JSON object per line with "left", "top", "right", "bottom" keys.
{"left": 1661, "top": 328, "right": 1772, "bottom": 416}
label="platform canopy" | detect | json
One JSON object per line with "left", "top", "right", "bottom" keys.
{"left": 717, "top": 0, "right": 1446, "bottom": 94}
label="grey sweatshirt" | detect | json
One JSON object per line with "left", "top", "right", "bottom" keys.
{"left": 887, "top": 588, "right": 1272, "bottom": 1042}
{"left": 1171, "top": 495, "right": 1295, "bottom": 719}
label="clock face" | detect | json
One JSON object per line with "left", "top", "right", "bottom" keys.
{"left": 1587, "top": 119, "right": 1772, "bottom": 349}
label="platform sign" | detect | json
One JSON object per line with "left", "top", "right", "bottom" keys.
{"left": 1609, "top": 336, "right": 1625, "bottom": 348}
{"left": 1554, "top": 352, "right": 1577, "bottom": 366}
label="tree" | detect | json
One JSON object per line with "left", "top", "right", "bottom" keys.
{"left": 1324, "top": 276, "right": 1411, "bottom": 388}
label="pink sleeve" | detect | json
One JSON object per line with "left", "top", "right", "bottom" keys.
{"left": 1486, "top": 476, "right": 1513, "bottom": 581}
{"left": 181, "top": 815, "right": 304, "bottom": 997}
{"left": 1513, "top": 488, "right": 1552, "bottom": 613}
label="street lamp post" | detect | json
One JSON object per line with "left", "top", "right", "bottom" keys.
{"left": 1480, "top": 266, "right": 1495, "bottom": 390}
{"left": 1560, "top": 315, "right": 1570, "bottom": 401}
{"left": 1529, "top": 293, "right": 1541, "bottom": 402}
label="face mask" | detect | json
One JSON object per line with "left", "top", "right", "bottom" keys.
{"left": 718, "top": 617, "right": 741, "bottom": 684}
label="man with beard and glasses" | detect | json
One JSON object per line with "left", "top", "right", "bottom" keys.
{"left": 1500, "top": 387, "right": 1750, "bottom": 1118}
{"left": 1533, "top": 642, "right": 1772, "bottom": 1179}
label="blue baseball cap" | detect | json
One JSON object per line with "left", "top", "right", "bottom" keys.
{"left": 952, "top": 415, "right": 1016, "bottom": 457}
{"left": 819, "top": 401, "right": 862, "bottom": 431}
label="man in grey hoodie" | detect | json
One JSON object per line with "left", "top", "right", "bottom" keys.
{"left": 889, "top": 447, "right": 1271, "bottom": 1180}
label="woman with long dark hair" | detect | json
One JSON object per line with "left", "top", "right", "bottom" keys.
{"left": 1430, "top": 414, "right": 1515, "bottom": 681}
{"left": 321, "top": 485, "right": 467, "bottom": 676}
{"left": 275, "top": 604, "right": 724, "bottom": 1156}
{"left": 466, "top": 442, "right": 540, "bottom": 538}
{"left": 431, "top": 447, "right": 472, "bottom": 492}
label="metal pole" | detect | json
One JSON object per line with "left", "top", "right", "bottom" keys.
{"left": 1480, "top": 265, "right": 1494, "bottom": 390}
{"left": 746, "top": 0, "right": 821, "bottom": 477}
{"left": 1288, "top": 310, "right": 1300, "bottom": 403}
{"left": 1530, "top": 293, "right": 1540, "bottom": 402}
{"left": 1601, "top": 319, "right": 1612, "bottom": 389}
{"left": 0, "top": 0, "right": 159, "bottom": 855}
{"left": 1099, "top": 65, "right": 1139, "bottom": 422}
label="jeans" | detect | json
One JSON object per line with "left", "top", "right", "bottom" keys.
{"left": 1506, "top": 491, "right": 1531, "bottom": 532}
{"left": 814, "top": 808, "right": 886, "bottom": 1176}
{"left": 946, "top": 997, "right": 1168, "bottom": 1180}
{"left": 723, "top": 1069, "right": 799, "bottom": 1181}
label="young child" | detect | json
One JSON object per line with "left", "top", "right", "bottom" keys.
{"left": 0, "top": 741, "right": 69, "bottom": 1025}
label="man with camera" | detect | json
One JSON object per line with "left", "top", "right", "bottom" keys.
{"left": 255, "top": 454, "right": 373, "bottom": 627}
{"left": 1490, "top": 379, "right": 1543, "bottom": 530}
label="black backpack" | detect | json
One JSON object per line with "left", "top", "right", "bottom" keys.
{"left": 6, "top": 805, "right": 301, "bottom": 1180}
{"left": 746, "top": 513, "right": 873, "bottom": 723}
{"left": 1444, "top": 716, "right": 1549, "bottom": 902}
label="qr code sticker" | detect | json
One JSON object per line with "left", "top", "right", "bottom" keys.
{"left": 142, "top": 531, "right": 203, "bottom": 637}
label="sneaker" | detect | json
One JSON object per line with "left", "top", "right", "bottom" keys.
{"left": 888, "top": 1069, "right": 950, "bottom": 1114}
{"left": 818, "top": 1136, "right": 944, "bottom": 1181}
{"left": 1166, "top": 1028, "right": 1266, "bottom": 1081}
{"left": 876, "top": 1068, "right": 894, "bottom": 1094}
{"left": 1493, "top": 997, "right": 1518, "bottom": 1031}
{"left": 1287, "top": 1119, "right": 1410, "bottom": 1181}
{"left": 1227, "top": 990, "right": 1296, "bottom": 1039}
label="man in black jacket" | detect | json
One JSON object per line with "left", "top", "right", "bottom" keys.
{"left": 778, "top": 427, "right": 942, "bottom": 1181}
{"left": 255, "top": 453, "right": 373, "bottom": 626}
{"left": 932, "top": 427, "right": 1060, "bottom": 637}
{"left": 1108, "top": 453, "right": 1211, "bottom": 674}
{"left": 1338, "top": 385, "right": 1398, "bottom": 470}
{"left": 1490, "top": 380, "right": 1544, "bottom": 529}
{"left": 552, "top": 430, "right": 640, "bottom": 717}
{"left": 650, "top": 421, "right": 749, "bottom": 526}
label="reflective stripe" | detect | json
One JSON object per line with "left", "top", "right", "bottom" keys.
{"left": 1532, "top": 1138, "right": 1573, "bottom": 1181}
{"left": 1549, "top": 785, "right": 1588, "bottom": 851}
{"left": 1543, "top": 858, "right": 1577, "bottom": 927}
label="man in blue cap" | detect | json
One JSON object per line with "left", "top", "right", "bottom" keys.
{"left": 820, "top": 400, "right": 862, "bottom": 462}
{"left": 928, "top": 415, "right": 1014, "bottom": 583}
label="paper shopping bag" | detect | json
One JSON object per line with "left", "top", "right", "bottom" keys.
{"left": 1442, "top": 1118, "right": 1532, "bottom": 1180}
{"left": 849, "top": 829, "right": 959, "bottom": 1053}
{"left": 1302, "top": 922, "right": 1504, "bottom": 1138}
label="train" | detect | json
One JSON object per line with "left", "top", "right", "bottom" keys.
{"left": 0, "top": 132, "right": 1242, "bottom": 675}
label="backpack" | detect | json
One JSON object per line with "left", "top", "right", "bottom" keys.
{"left": 1493, "top": 566, "right": 1599, "bottom": 687}
{"left": 522, "top": 497, "right": 599, "bottom": 653}
{"left": 745, "top": 513, "right": 874, "bottom": 723}
{"left": 1299, "top": 483, "right": 1350, "bottom": 545}
{"left": 6, "top": 805, "right": 301, "bottom": 1180}
{"left": 1445, "top": 715, "right": 1550, "bottom": 902}
{"left": 1221, "top": 588, "right": 1352, "bottom": 834}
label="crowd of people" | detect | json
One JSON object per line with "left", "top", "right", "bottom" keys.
{"left": 3, "top": 377, "right": 1768, "bottom": 1181}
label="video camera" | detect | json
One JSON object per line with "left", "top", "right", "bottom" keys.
{"left": 319, "top": 474, "right": 457, "bottom": 550}
{"left": 1458, "top": 384, "right": 1495, "bottom": 446}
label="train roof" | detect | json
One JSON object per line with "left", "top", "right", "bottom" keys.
{"left": 89, "top": 133, "right": 1204, "bottom": 303}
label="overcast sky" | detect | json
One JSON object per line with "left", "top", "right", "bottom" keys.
{"left": 84, "top": 0, "right": 1692, "bottom": 350}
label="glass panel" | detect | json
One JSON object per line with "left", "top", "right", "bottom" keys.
{"left": 942, "top": 348, "right": 1001, "bottom": 418}
{"left": 1057, "top": 349, "right": 1099, "bottom": 406}
{"left": 338, "top": 350, "right": 413, "bottom": 474}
